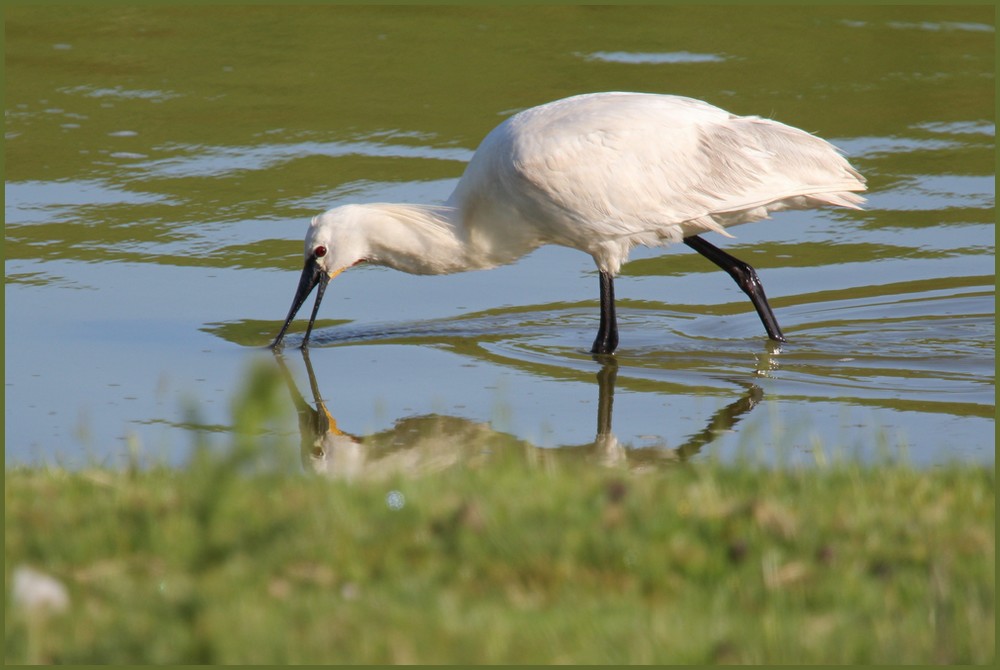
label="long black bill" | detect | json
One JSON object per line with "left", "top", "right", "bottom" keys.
{"left": 269, "top": 255, "right": 330, "bottom": 350}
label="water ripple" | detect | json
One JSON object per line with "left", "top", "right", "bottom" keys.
{"left": 579, "top": 50, "right": 727, "bottom": 64}
{"left": 138, "top": 139, "right": 473, "bottom": 178}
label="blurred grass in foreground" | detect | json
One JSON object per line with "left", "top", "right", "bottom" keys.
{"left": 5, "top": 363, "right": 995, "bottom": 664}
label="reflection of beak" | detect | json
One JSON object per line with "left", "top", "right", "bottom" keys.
{"left": 270, "top": 254, "right": 330, "bottom": 349}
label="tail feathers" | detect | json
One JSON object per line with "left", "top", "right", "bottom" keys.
{"left": 807, "top": 190, "right": 867, "bottom": 209}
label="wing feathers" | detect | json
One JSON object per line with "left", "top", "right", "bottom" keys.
{"left": 453, "top": 92, "right": 866, "bottom": 272}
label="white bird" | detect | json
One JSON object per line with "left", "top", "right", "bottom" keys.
{"left": 270, "top": 92, "right": 866, "bottom": 354}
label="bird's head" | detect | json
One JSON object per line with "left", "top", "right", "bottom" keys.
{"left": 269, "top": 206, "right": 370, "bottom": 349}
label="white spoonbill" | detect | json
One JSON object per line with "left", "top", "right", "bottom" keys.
{"left": 270, "top": 92, "right": 866, "bottom": 354}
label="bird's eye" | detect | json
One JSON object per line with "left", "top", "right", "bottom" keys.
{"left": 314, "top": 246, "right": 327, "bottom": 258}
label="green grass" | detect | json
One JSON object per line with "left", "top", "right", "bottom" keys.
{"left": 4, "top": 366, "right": 995, "bottom": 663}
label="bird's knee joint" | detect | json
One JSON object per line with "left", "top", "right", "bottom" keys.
{"left": 733, "top": 265, "right": 762, "bottom": 294}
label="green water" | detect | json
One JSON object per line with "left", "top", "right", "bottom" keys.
{"left": 4, "top": 5, "right": 995, "bottom": 469}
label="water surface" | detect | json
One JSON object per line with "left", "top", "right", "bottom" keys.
{"left": 4, "top": 6, "right": 995, "bottom": 469}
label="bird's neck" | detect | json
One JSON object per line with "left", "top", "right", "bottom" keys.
{"left": 360, "top": 204, "right": 485, "bottom": 275}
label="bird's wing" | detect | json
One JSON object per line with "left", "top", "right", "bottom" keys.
{"left": 507, "top": 93, "right": 866, "bottom": 244}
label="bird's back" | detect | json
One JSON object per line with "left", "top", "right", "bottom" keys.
{"left": 449, "top": 92, "right": 866, "bottom": 273}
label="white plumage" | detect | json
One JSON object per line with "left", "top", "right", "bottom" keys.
{"left": 271, "top": 92, "right": 866, "bottom": 353}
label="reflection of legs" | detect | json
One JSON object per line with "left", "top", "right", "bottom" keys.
{"left": 591, "top": 362, "right": 763, "bottom": 464}
{"left": 592, "top": 357, "right": 625, "bottom": 465}
{"left": 683, "top": 235, "right": 786, "bottom": 342}
{"left": 594, "top": 357, "right": 618, "bottom": 437}
{"left": 675, "top": 384, "right": 764, "bottom": 460}
{"left": 591, "top": 271, "right": 620, "bottom": 354}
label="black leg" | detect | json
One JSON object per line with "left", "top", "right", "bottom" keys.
{"left": 683, "top": 235, "right": 787, "bottom": 342}
{"left": 591, "top": 270, "right": 620, "bottom": 354}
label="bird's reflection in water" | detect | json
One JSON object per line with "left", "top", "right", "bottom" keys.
{"left": 273, "top": 349, "right": 763, "bottom": 480}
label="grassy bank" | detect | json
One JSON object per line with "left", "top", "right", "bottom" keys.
{"left": 5, "top": 441, "right": 994, "bottom": 664}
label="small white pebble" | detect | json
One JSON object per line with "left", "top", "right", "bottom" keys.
{"left": 12, "top": 566, "right": 69, "bottom": 615}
